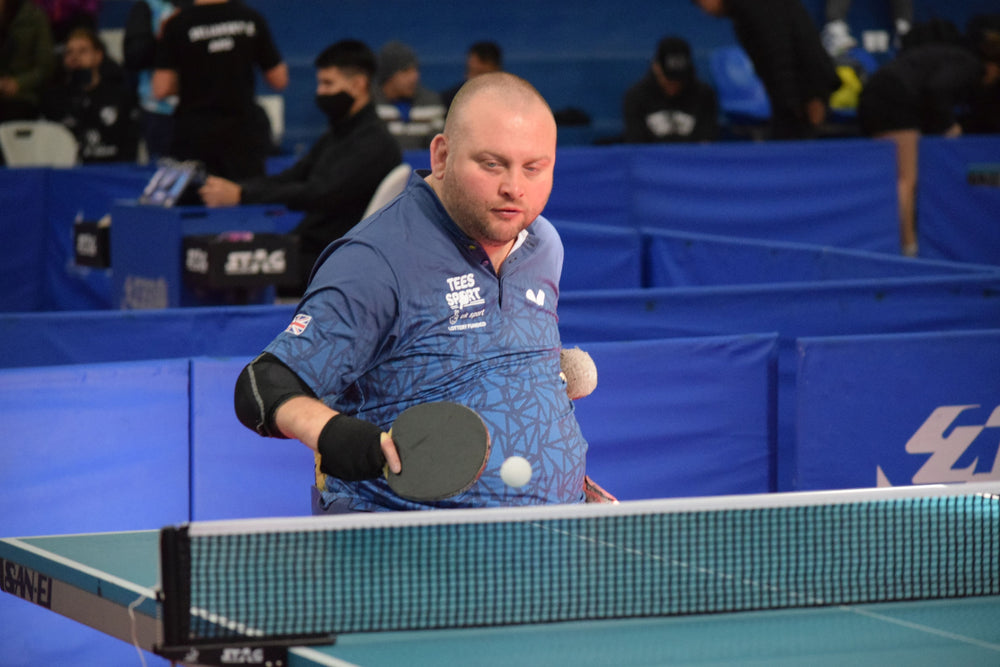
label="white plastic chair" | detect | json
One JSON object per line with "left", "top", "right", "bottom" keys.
{"left": 363, "top": 163, "right": 412, "bottom": 218}
{"left": 0, "top": 120, "right": 79, "bottom": 167}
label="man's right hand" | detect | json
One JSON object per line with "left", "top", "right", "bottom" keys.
{"left": 199, "top": 176, "right": 242, "bottom": 207}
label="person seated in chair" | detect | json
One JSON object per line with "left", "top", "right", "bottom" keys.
{"left": 623, "top": 36, "right": 718, "bottom": 143}
{"left": 198, "top": 39, "right": 402, "bottom": 295}
{"left": 41, "top": 27, "right": 140, "bottom": 163}
{"left": 372, "top": 40, "right": 445, "bottom": 150}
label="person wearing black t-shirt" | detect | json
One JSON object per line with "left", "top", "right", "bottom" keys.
{"left": 152, "top": 0, "right": 287, "bottom": 180}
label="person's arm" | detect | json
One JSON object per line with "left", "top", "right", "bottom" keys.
{"left": 151, "top": 10, "right": 180, "bottom": 100}
{"left": 11, "top": 8, "right": 55, "bottom": 99}
{"left": 122, "top": 2, "right": 155, "bottom": 72}
{"left": 199, "top": 176, "right": 242, "bottom": 207}
{"left": 151, "top": 69, "right": 178, "bottom": 99}
{"left": 274, "top": 396, "right": 399, "bottom": 475}
{"left": 241, "top": 129, "right": 399, "bottom": 213}
{"left": 264, "top": 62, "right": 289, "bottom": 92}
{"left": 253, "top": 14, "right": 288, "bottom": 92}
{"left": 234, "top": 353, "right": 400, "bottom": 479}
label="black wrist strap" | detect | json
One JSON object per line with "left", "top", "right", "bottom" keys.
{"left": 317, "top": 413, "right": 386, "bottom": 481}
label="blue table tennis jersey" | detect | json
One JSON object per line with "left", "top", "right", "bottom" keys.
{"left": 266, "top": 172, "right": 588, "bottom": 511}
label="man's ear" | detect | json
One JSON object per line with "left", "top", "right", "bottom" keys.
{"left": 429, "top": 133, "right": 448, "bottom": 179}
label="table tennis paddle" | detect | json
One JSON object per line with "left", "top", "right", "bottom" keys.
{"left": 385, "top": 401, "right": 491, "bottom": 501}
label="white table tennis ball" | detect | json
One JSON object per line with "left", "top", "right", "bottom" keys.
{"left": 500, "top": 456, "right": 533, "bottom": 488}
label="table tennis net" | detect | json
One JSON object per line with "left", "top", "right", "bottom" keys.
{"left": 158, "top": 483, "right": 999, "bottom": 645}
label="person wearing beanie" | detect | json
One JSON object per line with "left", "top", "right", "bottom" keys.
{"left": 622, "top": 35, "right": 718, "bottom": 143}
{"left": 372, "top": 40, "right": 445, "bottom": 151}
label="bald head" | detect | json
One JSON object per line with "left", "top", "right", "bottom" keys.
{"left": 444, "top": 72, "right": 555, "bottom": 145}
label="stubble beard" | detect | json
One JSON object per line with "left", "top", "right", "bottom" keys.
{"left": 441, "top": 177, "right": 528, "bottom": 246}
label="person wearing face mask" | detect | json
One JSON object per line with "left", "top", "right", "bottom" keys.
{"left": 198, "top": 39, "right": 402, "bottom": 295}
{"left": 41, "top": 26, "right": 140, "bottom": 162}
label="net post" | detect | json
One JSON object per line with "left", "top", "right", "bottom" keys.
{"left": 157, "top": 524, "right": 191, "bottom": 650}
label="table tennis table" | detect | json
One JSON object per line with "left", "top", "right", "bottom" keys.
{"left": 2, "top": 485, "right": 999, "bottom": 666}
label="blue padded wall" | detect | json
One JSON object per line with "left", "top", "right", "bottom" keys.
{"left": 795, "top": 329, "right": 1000, "bottom": 490}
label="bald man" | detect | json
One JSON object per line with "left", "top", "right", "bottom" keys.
{"left": 234, "top": 72, "right": 592, "bottom": 513}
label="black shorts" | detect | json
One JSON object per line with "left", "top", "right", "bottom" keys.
{"left": 857, "top": 71, "right": 921, "bottom": 136}
{"left": 170, "top": 112, "right": 268, "bottom": 181}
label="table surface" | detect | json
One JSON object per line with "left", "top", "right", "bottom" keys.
{"left": 2, "top": 530, "right": 998, "bottom": 667}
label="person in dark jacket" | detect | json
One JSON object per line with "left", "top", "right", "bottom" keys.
{"left": 622, "top": 35, "right": 718, "bottom": 143}
{"left": 858, "top": 35, "right": 1000, "bottom": 256}
{"left": 42, "top": 27, "right": 140, "bottom": 163}
{"left": 692, "top": 0, "right": 840, "bottom": 140}
{"left": 198, "top": 39, "right": 403, "bottom": 294}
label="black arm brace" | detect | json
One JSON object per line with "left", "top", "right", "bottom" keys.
{"left": 234, "top": 352, "right": 316, "bottom": 438}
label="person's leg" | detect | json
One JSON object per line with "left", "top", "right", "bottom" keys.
{"left": 880, "top": 129, "right": 920, "bottom": 255}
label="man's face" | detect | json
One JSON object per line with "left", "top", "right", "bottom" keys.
{"left": 64, "top": 36, "right": 102, "bottom": 72}
{"left": 432, "top": 93, "right": 556, "bottom": 248}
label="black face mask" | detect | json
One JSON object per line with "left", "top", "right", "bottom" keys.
{"left": 316, "top": 91, "right": 355, "bottom": 125}
{"left": 69, "top": 68, "right": 93, "bottom": 89}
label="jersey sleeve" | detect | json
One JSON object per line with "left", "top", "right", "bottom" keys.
{"left": 251, "top": 11, "right": 284, "bottom": 72}
{"left": 264, "top": 242, "right": 399, "bottom": 402}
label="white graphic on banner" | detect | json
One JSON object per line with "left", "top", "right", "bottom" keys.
{"left": 877, "top": 404, "right": 1000, "bottom": 487}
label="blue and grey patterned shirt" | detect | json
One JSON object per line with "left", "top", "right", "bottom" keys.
{"left": 266, "top": 172, "right": 588, "bottom": 511}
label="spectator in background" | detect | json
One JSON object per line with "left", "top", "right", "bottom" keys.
{"left": 373, "top": 40, "right": 444, "bottom": 150}
{"left": 124, "top": 0, "right": 186, "bottom": 160}
{"left": 152, "top": 0, "right": 288, "bottom": 180}
{"left": 692, "top": 0, "right": 840, "bottom": 140}
{"left": 622, "top": 35, "right": 718, "bottom": 143}
{"left": 440, "top": 40, "right": 503, "bottom": 109}
{"left": 42, "top": 26, "right": 139, "bottom": 162}
{"left": 962, "top": 15, "right": 1000, "bottom": 135}
{"left": 857, "top": 31, "right": 1000, "bottom": 257}
{"left": 821, "top": 0, "right": 912, "bottom": 56}
{"left": 0, "top": 0, "right": 54, "bottom": 122}
{"left": 198, "top": 40, "right": 402, "bottom": 296}
{"left": 32, "top": 0, "right": 99, "bottom": 47}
